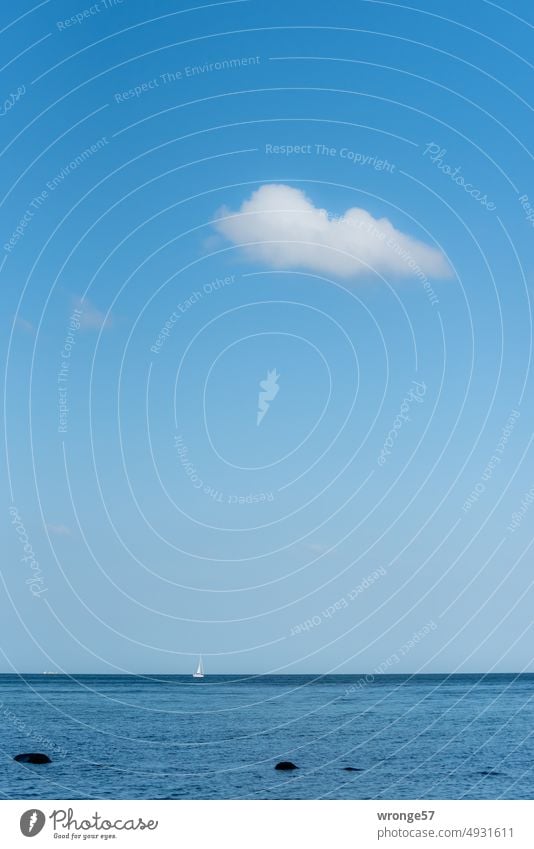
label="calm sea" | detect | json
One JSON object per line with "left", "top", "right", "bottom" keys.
{"left": 0, "top": 674, "right": 532, "bottom": 799}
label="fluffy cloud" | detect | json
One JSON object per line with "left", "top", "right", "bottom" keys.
{"left": 214, "top": 184, "right": 451, "bottom": 280}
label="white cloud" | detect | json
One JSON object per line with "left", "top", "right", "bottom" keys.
{"left": 47, "top": 523, "right": 71, "bottom": 536}
{"left": 305, "top": 542, "right": 327, "bottom": 553}
{"left": 13, "top": 316, "right": 34, "bottom": 334}
{"left": 73, "top": 297, "right": 112, "bottom": 330}
{"left": 214, "top": 184, "right": 451, "bottom": 280}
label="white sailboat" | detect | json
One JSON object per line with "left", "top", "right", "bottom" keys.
{"left": 192, "top": 655, "right": 204, "bottom": 678}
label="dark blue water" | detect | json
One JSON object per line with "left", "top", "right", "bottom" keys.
{"left": 0, "top": 674, "right": 532, "bottom": 799}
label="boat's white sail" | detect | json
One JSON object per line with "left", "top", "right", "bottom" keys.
{"left": 193, "top": 656, "right": 204, "bottom": 678}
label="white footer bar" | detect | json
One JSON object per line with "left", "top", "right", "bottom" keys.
{"left": 1, "top": 800, "right": 532, "bottom": 847}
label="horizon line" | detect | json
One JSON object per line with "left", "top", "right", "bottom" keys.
{"left": 1, "top": 671, "right": 531, "bottom": 677}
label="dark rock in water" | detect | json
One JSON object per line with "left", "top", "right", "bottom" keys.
{"left": 14, "top": 753, "right": 51, "bottom": 764}
{"left": 343, "top": 767, "right": 363, "bottom": 771}
{"left": 274, "top": 761, "right": 298, "bottom": 770}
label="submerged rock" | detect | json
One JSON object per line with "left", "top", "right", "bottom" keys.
{"left": 14, "top": 753, "right": 52, "bottom": 764}
{"left": 274, "top": 761, "right": 298, "bottom": 770}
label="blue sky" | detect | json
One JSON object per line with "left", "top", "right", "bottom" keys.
{"left": 2, "top": 0, "right": 534, "bottom": 673}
